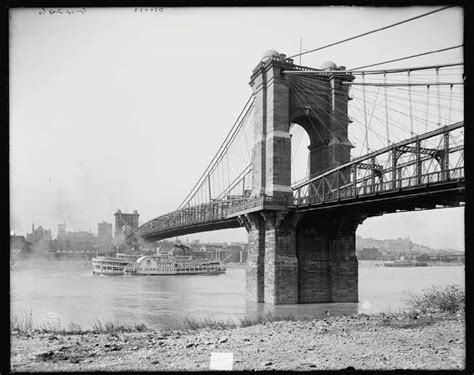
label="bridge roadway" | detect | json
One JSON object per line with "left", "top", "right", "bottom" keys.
{"left": 136, "top": 123, "right": 465, "bottom": 242}
{"left": 138, "top": 167, "right": 464, "bottom": 242}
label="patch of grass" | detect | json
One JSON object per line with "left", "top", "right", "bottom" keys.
{"left": 182, "top": 316, "right": 238, "bottom": 331}
{"left": 134, "top": 323, "right": 148, "bottom": 332}
{"left": 91, "top": 320, "right": 150, "bottom": 334}
{"left": 67, "top": 322, "right": 83, "bottom": 333}
{"left": 376, "top": 312, "right": 438, "bottom": 329}
{"left": 181, "top": 312, "right": 308, "bottom": 331}
{"left": 408, "top": 284, "right": 464, "bottom": 315}
{"left": 11, "top": 315, "right": 150, "bottom": 335}
{"left": 11, "top": 310, "right": 34, "bottom": 334}
{"left": 239, "top": 312, "right": 301, "bottom": 327}
{"left": 397, "top": 317, "right": 438, "bottom": 329}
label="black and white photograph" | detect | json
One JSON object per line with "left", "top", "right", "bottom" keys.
{"left": 9, "top": 5, "right": 466, "bottom": 371}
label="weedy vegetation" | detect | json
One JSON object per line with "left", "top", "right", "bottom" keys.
{"left": 407, "top": 284, "right": 464, "bottom": 315}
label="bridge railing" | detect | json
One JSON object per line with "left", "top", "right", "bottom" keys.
{"left": 140, "top": 161, "right": 464, "bottom": 235}
{"left": 292, "top": 122, "right": 464, "bottom": 207}
{"left": 293, "top": 166, "right": 464, "bottom": 206}
{"left": 139, "top": 194, "right": 295, "bottom": 236}
{"left": 139, "top": 197, "right": 252, "bottom": 235}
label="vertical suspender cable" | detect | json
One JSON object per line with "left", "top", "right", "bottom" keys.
{"left": 425, "top": 85, "right": 430, "bottom": 133}
{"left": 436, "top": 67, "right": 442, "bottom": 125}
{"left": 362, "top": 72, "right": 369, "bottom": 153}
{"left": 408, "top": 70, "right": 414, "bottom": 136}
{"left": 383, "top": 72, "right": 390, "bottom": 145}
{"left": 208, "top": 175, "right": 212, "bottom": 204}
{"left": 367, "top": 87, "right": 380, "bottom": 148}
{"left": 448, "top": 84, "right": 453, "bottom": 125}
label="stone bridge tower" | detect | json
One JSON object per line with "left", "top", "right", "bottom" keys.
{"left": 244, "top": 50, "right": 360, "bottom": 304}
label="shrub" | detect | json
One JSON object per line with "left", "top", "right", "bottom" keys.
{"left": 40, "top": 312, "right": 63, "bottom": 332}
{"left": 408, "top": 284, "right": 464, "bottom": 314}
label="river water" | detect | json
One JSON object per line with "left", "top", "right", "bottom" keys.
{"left": 10, "top": 260, "right": 464, "bottom": 330}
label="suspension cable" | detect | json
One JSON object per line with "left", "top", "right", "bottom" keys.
{"left": 283, "top": 62, "right": 463, "bottom": 76}
{"left": 350, "top": 45, "right": 463, "bottom": 70}
{"left": 288, "top": 6, "right": 454, "bottom": 59}
{"left": 175, "top": 95, "right": 253, "bottom": 211}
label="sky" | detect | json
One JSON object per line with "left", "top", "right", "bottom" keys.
{"left": 9, "top": 6, "right": 464, "bottom": 250}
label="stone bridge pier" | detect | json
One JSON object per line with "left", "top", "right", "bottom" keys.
{"left": 244, "top": 211, "right": 363, "bottom": 304}
{"left": 244, "top": 50, "right": 359, "bottom": 304}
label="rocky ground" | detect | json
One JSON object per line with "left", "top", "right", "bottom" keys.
{"left": 11, "top": 313, "right": 465, "bottom": 372}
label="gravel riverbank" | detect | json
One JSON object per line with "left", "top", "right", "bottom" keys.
{"left": 11, "top": 313, "right": 464, "bottom": 371}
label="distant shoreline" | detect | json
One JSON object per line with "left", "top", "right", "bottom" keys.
{"left": 12, "top": 256, "right": 463, "bottom": 268}
{"left": 361, "top": 260, "right": 464, "bottom": 267}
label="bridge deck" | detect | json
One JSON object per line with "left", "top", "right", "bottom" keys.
{"left": 136, "top": 124, "right": 464, "bottom": 242}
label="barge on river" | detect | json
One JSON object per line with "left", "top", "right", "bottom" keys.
{"left": 384, "top": 257, "right": 428, "bottom": 267}
{"left": 123, "top": 254, "right": 226, "bottom": 275}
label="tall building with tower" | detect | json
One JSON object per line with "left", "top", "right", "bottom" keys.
{"left": 98, "top": 221, "right": 113, "bottom": 252}
{"left": 26, "top": 223, "right": 52, "bottom": 251}
{"left": 57, "top": 223, "right": 66, "bottom": 240}
{"left": 114, "top": 209, "right": 139, "bottom": 237}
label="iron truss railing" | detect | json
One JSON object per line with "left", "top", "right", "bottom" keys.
{"left": 292, "top": 121, "right": 464, "bottom": 206}
{"left": 139, "top": 197, "right": 250, "bottom": 235}
{"left": 138, "top": 194, "right": 288, "bottom": 237}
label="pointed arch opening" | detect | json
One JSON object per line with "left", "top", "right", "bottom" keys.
{"left": 290, "top": 123, "right": 310, "bottom": 186}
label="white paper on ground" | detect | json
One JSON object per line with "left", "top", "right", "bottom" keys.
{"left": 210, "top": 352, "right": 233, "bottom": 370}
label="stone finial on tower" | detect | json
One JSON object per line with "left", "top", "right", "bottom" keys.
{"left": 261, "top": 49, "right": 280, "bottom": 61}
{"left": 320, "top": 60, "right": 337, "bottom": 70}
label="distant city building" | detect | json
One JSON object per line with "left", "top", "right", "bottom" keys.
{"left": 55, "top": 223, "right": 96, "bottom": 251}
{"left": 114, "top": 209, "right": 139, "bottom": 237}
{"left": 57, "top": 223, "right": 67, "bottom": 240}
{"left": 98, "top": 221, "right": 113, "bottom": 252}
{"left": 10, "top": 234, "right": 32, "bottom": 255}
{"left": 196, "top": 244, "right": 247, "bottom": 263}
{"left": 26, "top": 223, "right": 52, "bottom": 251}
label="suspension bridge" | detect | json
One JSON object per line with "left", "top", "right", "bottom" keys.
{"left": 120, "top": 9, "right": 464, "bottom": 305}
